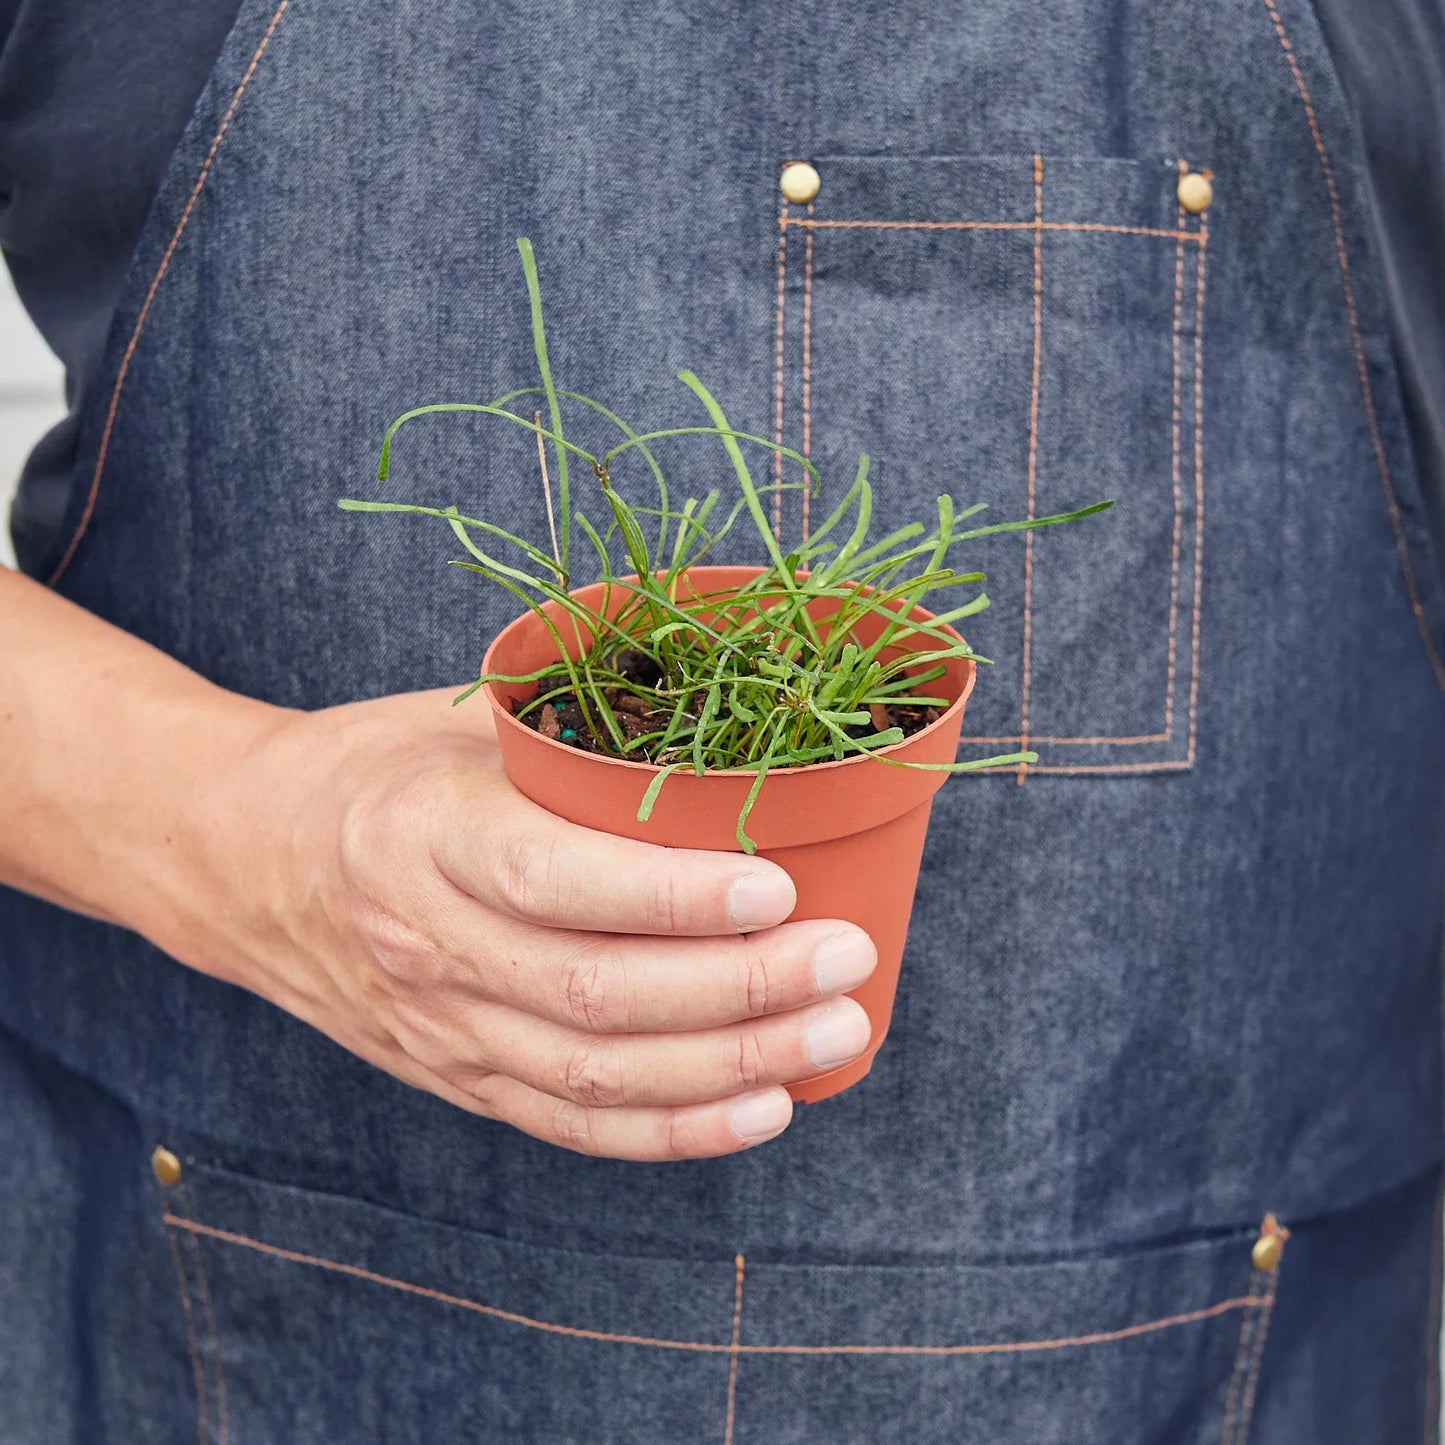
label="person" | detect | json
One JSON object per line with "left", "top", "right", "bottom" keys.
{"left": 3, "top": 1, "right": 1443, "bottom": 1439}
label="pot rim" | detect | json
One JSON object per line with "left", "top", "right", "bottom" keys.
{"left": 479, "top": 567, "right": 978, "bottom": 780}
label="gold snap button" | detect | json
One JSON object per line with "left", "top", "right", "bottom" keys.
{"left": 780, "top": 161, "right": 821, "bottom": 205}
{"left": 151, "top": 1146, "right": 183, "bottom": 1187}
{"left": 1177, "top": 171, "right": 1213, "bottom": 214}
{"left": 1250, "top": 1213, "right": 1288, "bottom": 1272}
{"left": 1250, "top": 1233, "right": 1282, "bottom": 1272}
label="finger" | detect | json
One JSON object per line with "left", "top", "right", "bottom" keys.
{"left": 433, "top": 792, "right": 796, "bottom": 936}
{"left": 468, "top": 1074, "right": 795, "bottom": 1160}
{"left": 445, "top": 914, "right": 878, "bottom": 1034}
{"left": 439, "top": 996, "right": 873, "bottom": 1109}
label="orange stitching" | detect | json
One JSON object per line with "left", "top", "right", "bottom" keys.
{"left": 164, "top": 1222, "right": 211, "bottom": 1445}
{"left": 1164, "top": 172, "right": 1188, "bottom": 739}
{"left": 163, "top": 1213, "right": 1263, "bottom": 1357}
{"left": 1017, "top": 155, "right": 1044, "bottom": 784}
{"left": 1186, "top": 222, "right": 1208, "bottom": 767}
{"left": 1231, "top": 1280, "right": 1282, "bottom": 1442}
{"left": 1262, "top": 0, "right": 1445, "bottom": 694}
{"left": 772, "top": 198, "right": 788, "bottom": 543}
{"left": 782, "top": 217, "right": 1203, "bottom": 241}
{"left": 1219, "top": 1273, "right": 1266, "bottom": 1445}
{"left": 46, "top": 0, "right": 291, "bottom": 588}
{"left": 723, "top": 1253, "right": 744, "bottom": 1445}
{"left": 178, "top": 1184, "right": 229, "bottom": 1445}
{"left": 1221, "top": 1219, "right": 1288, "bottom": 1445}
{"left": 800, "top": 203, "right": 815, "bottom": 545}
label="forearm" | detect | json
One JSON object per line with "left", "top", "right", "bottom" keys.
{"left": 0, "top": 566, "right": 285, "bottom": 930}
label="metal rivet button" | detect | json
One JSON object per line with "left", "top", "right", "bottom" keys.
{"left": 780, "top": 162, "right": 821, "bottom": 205}
{"left": 151, "top": 1146, "right": 183, "bottom": 1187}
{"left": 1250, "top": 1213, "right": 1288, "bottom": 1272}
{"left": 1177, "top": 171, "right": 1213, "bottom": 214}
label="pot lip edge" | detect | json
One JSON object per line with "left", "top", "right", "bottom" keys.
{"left": 478, "top": 568, "right": 979, "bottom": 781}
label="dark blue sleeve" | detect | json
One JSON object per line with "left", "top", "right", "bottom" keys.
{"left": 1312, "top": 0, "right": 1445, "bottom": 567}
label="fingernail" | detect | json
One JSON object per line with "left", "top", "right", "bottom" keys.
{"left": 730, "top": 1090, "right": 793, "bottom": 1141}
{"left": 806, "top": 1003, "right": 872, "bottom": 1070}
{"left": 728, "top": 871, "right": 795, "bottom": 931}
{"left": 812, "top": 930, "right": 877, "bottom": 995}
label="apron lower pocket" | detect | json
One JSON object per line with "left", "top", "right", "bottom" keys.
{"left": 153, "top": 1156, "right": 1282, "bottom": 1444}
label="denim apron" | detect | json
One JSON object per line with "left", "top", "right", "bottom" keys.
{"left": 4, "top": 0, "right": 1445, "bottom": 1440}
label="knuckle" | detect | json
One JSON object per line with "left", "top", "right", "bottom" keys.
{"left": 388, "top": 766, "right": 443, "bottom": 836}
{"left": 739, "top": 943, "right": 772, "bottom": 1017}
{"left": 429, "top": 1055, "right": 496, "bottom": 1102}
{"left": 355, "top": 900, "right": 441, "bottom": 987}
{"left": 496, "top": 830, "right": 560, "bottom": 920}
{"left": 558, "top": 940, "right": 619, "bottom": 1031}
{"left": 385, "top": 980, "right": 441, "bottom": 1043}
{"left": 662, "top": 1109, "right": 702, "bottom": 1162}
{"left": 345, "top": 768, "right": 436, "bottom": 877}
{"left": 550, "top": 1098, "right": 599, "bottom": 1156}
{"left": 391, "top": 1009, "right": 482, "bottom": 1090}
{"left": 458, "top": 1068, "right": 503, "bottom": 1111}
{"left": 732, "top": 1026, "right": 769, "bottom": 1091}
{"left": 645, "top": 868, "right": 685, "bottom": 934}
{"left": 561, "top": 1035, "right": 626, "bottom": 1108}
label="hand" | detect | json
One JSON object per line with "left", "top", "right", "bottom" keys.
{"left": 152, "top": 689, "right": 877, "bottom": 1160}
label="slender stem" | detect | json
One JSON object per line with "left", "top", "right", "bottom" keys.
{"left": 534, "top": 411, "right": 563, "bottom": 583}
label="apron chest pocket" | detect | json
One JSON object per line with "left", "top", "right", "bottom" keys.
{"left": 770, "top": 153, "right": 1209, "bottom": 775}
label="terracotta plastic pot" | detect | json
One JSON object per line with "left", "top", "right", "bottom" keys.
{"left": 481, "top": 566, "right": 975, "bottom": 1103}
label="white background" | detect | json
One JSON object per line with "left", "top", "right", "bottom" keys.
{"left": 0, "top": 268, "right": 65, "bottom": 566}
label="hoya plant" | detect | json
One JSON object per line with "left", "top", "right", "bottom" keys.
{"left": 341, "top": 239, "right": 1108, "bottom": 853}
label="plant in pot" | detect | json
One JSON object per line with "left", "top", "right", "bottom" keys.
{"left": 341, "top": 239, "right": 1109, "bottom": 1103}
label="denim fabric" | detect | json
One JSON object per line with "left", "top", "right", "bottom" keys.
{"left": 2, "top": 1, "right": 1444, "bottom": 1440}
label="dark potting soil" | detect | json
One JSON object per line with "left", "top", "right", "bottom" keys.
{"left": 513, "top": 649, "right": 943, "bottom": 765}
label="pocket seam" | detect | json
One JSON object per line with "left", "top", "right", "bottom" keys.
{"left": 177, "top": 1180, "right": 231, "bottom": 1445}
{"left": 723, "top": 1253, "right": 744, "bottom": 1445}
{"left": 159, "top": 1206, "right": 1269, "bottom": 1360}
{"left": 1018, "top": 155, "right": 1046, "bottom": 780}
{"left": 1218, "top": 1261, "right": 1284, "bottom": 1445}
{"left": 162, "top": 1209, "right": 213, "bottom": 1445}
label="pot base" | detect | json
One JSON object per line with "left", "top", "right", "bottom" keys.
{"left": 788, "top": 1046, "right": 880, "bottom": 1105}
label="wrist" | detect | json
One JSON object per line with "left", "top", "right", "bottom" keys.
{"left": 0, "top": 567, "right": 296, "bottom": 973}
{"left": 119, "top": 680, "right": 297, "bottom": 977}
